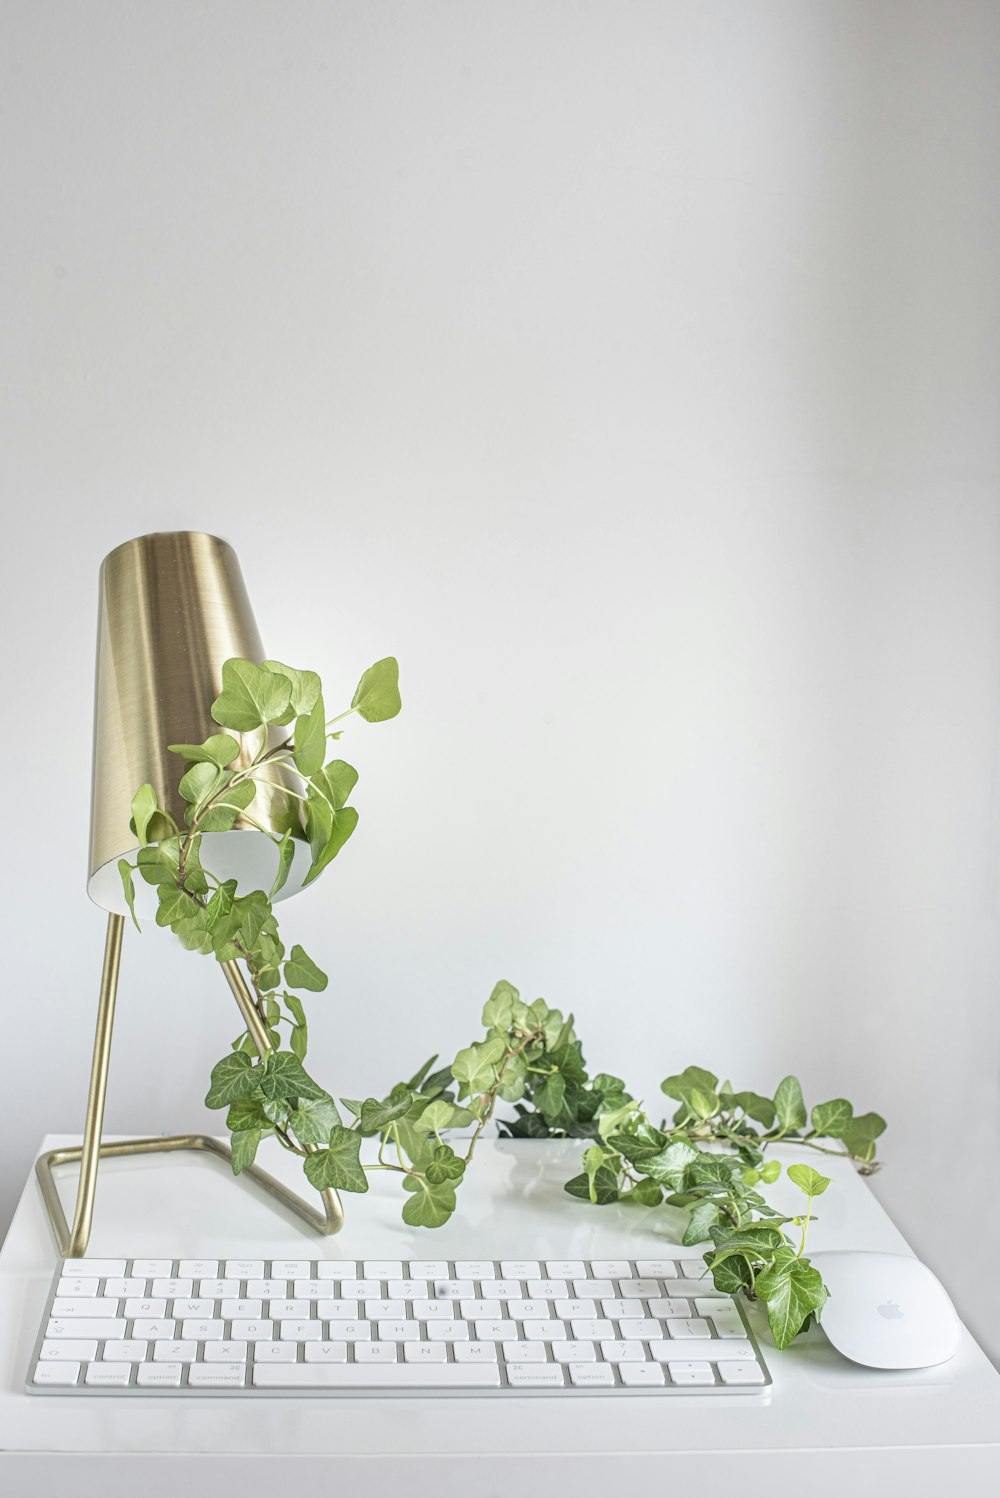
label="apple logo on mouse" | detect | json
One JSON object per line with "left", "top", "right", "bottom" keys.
{"left": 877, "top": 1300, "right": 904, "bottom": 1320}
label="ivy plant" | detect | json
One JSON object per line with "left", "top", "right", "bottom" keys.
{"left": 120, "top": 656, "right": 885, "bottom": 1350}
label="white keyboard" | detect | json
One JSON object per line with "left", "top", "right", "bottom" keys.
{"left": 27, "top": 1255, "right": 771, "bottom": 1396}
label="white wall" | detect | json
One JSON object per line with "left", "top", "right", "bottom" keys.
{"left": 2, "top": 1, "right": 998, "bottom": 1358}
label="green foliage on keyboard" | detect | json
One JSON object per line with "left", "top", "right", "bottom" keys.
{"left": 539, "top": 1057, "right": 884, "bottom": 1349}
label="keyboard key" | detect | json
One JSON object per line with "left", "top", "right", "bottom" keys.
{"left": 636, "top": 1260, "right": 678, "bottom": 1277}
{"left": 649, "top": 1339, "right": 753, "bottom": 1363}
{"left": 179, "top": 1260, "right": 218, "bottom": 1278}
{"left": 505, "top": 1363, "right": 565, "bottom": 1388}
{"left": 137, "top": 1362, "right": 182, "bottom": 1387}
{"left": 131, "top": 1319, "right": 175, "bottom": 1340}
{"left": 247, "top": 1280, "right": 288, "bottom": 1299}
{"left": 52, "top": 1297, "right": 119, "bottom": 1318}
{"left": 508, "top": 1300, "right": 550, "bottom": 1320}
{"left": 569, "top": 1362, "right": 615, "bottom": 1387}
{"left": 47, "top": 1318, "right": 126, "bottom": 1340}
{"left": 570, "top": 1318, "right": 614, "bottom": 1340}
{"left": 501, "top": 1341, "right": 547, "bottom": 1362}
{"left": 355, "top": 1341, "right": 398, "bottom": 1363}
{"left": 316, "top": 1262, "right": 358, "bottom": 1279}
{"left": 648, "top": 1298, "right": 692, "bottom": 1319}
{"left": 173, "top": 1299, "right": 216, "bottom": 1318}
{"left": 270, "top": 1260, "right": 312, "bottom": 1279}
{"left": 666, "top": 1317, "right": 711, "bottom": 1339}
{"left": 131, "top": 1260, "right": 173, "bottom": 1279}
{"left": 33, "top": 1362, "right": 79, "bottom": 1385}
{"left": 432, "top": 1280, "right": 474, "bottom": 1299}
{"left": 205, "top": 1342, "right": 248, "bottom": 1361}
{"left": 231, "top": 1320, "right": 273, "bottom": 1340}
{"left": 619, "top": 1279, "right": 662, "bottom": 1298}
{"left": 269, "top": 1299, "right": 311, "bottom": 1320}
{"left": 710, "top": 1309, "right": 748, "bottom": 1338}
{"left": 546, "top": 1260, "right": 586, "bottom": 1279}
{"left": 591, "top": 1260, "right": 631, "bottom": 1278}
{"left": 102, "top": 1341, "right": 148, "bottom": 1361}
{"left": 523, "top": 1320, "right": 566, "bottom": 1341}
{"left": 426, "top": 1320, "right": 470, "bottom": 1341}
{"left": 718, "top": 1360, "right": 766, "bottom": 1385}
{"left": 85, "top": 1363, "right": 131, "bottom": 1387}
{"left": 377, "top": 1320, "right": 420, "bottom": 1341}
{"left": 331, "top": 1322, "right": 372, "bottom": 1342}
{"left": 181, "top": 1320, "right": 225, "bottom": 1340}
{"left": 363, "top": 1261, "right": 403, "bottom": 1279}
{"left": 305, "top": 1343, "right": 348, "bottom": 1362}
{"left": 528, "top": 1279, "right": 568, "bottom": 1299}
{"left": 619, "top": 1318, "right": 662, "bottom": 1339}
{"left": 364, "top": 1299, "right": 406, "bottom": 1319}
{"left": 225, "top": 1261, "right": 265, "bottom": 1280}
{"left": 620, "top": 1362, "right": 665, "bottom": 1387}
{"left": 555, "top": 1299, "right": 596, "bottom": 1320}
{"left": 280, "top": 1320, "right": 322, "bottom": 1340}
{"left": 404, "top": 1342, "right": 447, "bottom": 1363}
{"left": 125, "top": 1299, "right": 167, "bottom": 1319}
{"left": 600, "top": 1340, "right": 647, "bottom": 1362}
{"left": 152, "top": 1279, "right": 192, "bottom": 1298}
{"left": 253, "top": 1363, "right": 501, "bottom": 1389}
{"left": 341, "top": 1280, "right": 381, "bottom": 1299}
{"left": 56, "top": 1277, "right": 99, "bottom": 1297}
{"left": 188, "top": 1363, "right": 246, "bottom": 1388}
{"left": 551, "top": 1341, "right": 596, "bottom": 1363}
{"left": 695, "top": 1295, "right": 735, "bottom": 1317}
{"left": 475, "top": 1319, "right": 518, "bottom": 1341}
{"left": 255, "top": 1342, "right": 298, "bottom": 1362}
{"left": 455, "top": 1261, "right": 496, "bottom": 1280}
{"left": 453, "top": 1341, "right": 498, "bottom": 1362}
{"left": 667, "top": 1361, "right": 715, "bottom": 1385}
{"left": 574, "top": 1279, "right": 614, "bottom": 1298}
{"left": 154, "top": 1341, "right": 197, "bottom": 1362}
{"left": 64, "top": 1259, "right": 126, "bottom": 1277}
{"left": 407, "top": 1261, "right": 449, "bottom": 1279}
{"left": 293, "top": 1281, "right": 329, "bottom": 1300}
{"left": 681, "top": 1260, "right": 708, "bottom": 1278}
{"left": 102, "top": 1282, "right": 148, "bottom": 1305}
{"left": 388, "top": 1280, "right": 424, "bottom": 1300}
{"left": 320, "top": 1301, "right": 361, "bottom": 1321}
{"left": 500, "top": 1261, "right": 540, "bottom": 1279}
{"left": 460, "top": 1299, "right": 501, "bottom": 1320}
{"left": 39, "top": 1339, "right": 97, "bottom": 1361}
{"left": 413, "top": 1300, "right": 456, "bottom": 1320}
{"left": 221, "top": 1299, "right": 263, "bottom": 1319}
{"left": 490, "top": 1280, "right": 523, "bottom": 1300}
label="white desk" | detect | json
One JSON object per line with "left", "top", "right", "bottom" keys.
{"left": 1, "top": 1135, "right": 998, "bottom": 1496}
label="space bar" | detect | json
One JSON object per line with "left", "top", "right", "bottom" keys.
{"left": 252, "top": 1363, "right": 501, "bottom": 1389}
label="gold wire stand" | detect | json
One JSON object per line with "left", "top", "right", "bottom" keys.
{"left": 35, "top": 913, "right": 344, "bottom": 1256}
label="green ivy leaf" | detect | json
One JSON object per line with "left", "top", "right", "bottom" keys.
{"left": 197, "top": 779, "right": 256, "bottom": 833}
{"left": 179, "top": 761, "right": 223, "bottom": 808}
{"left": 412, "top": 1099, "right": 474, "bottom": 1134}
{"left": 168, "top": 733, "right": 242, "bottom": 767}
{"left": 293, "top": 692, "right": 326, "bottom": 777}
{"left": 258, "top": 1051, "right": 329, "bottom": 1102}
{"left": 787, "top": 1163, "right": 831, "bottom": 1197}
{"left": 288, "top": 1095, "right": 342, "bottom": 1145}
{"left": 230, "top": 1128, "right": 261, "bottom": 1174}
{"left": 303, "top": 1127, "right": 369, "bottom": 1193}
{"left": 311, "top": 760, "right": 359, "bottom": 810}
{"left": 284, "top": 992, "right": 308, "bottom": 1060}
{"left": 205, "top": 1052, "right": 258, "bottom": 1108}
{"left": 284, "top": 943, "right": 328, "bottom": 991}
{"left": 400, "top": 1175, "right": 456, "bottom": 1227}
{"left": 840, "top": 1111, "right": 887, "bottom": 1161}
{"left": 205, "top": 878, "right": 238, "bottom": 930}
{"left": 563, "top": 1166, "right": 619, "bottom": 1205}
{"left": 683, "top": 1199, "right": 722, "bottom": 1246}
{"left": 351, "top": 656, "right": 401, "bottom": 723}
{"left": 707, "top": 1251, "right": 754, "bottom": 1295}
{"left": 660, "top": 1065, "right": 719, "bottom": 1103}
{"left": 136, "top": 838, "right": 181, "bottom": 887}
{"left": 359, "top": 1086, "right": 415, "bottom": 1134}
{"left": 269, "top": 831, "right": 295, "bottom": 898}
{"left": 226, "top": 1096, "right": 271, "bottom": 1132}
{"left": 211, "top": 658, "right": 292, "bottom": 732}
{"left": 261, "top": 661, "right": 322, "bottom": 715}
{"left": 760, "top": 1158, "right": 782, "bottom": 1184}
{"left": 482, "top": 980, "right": 519, "bottom": 1030}
{"left": 155, "top": 885, "right": 198, "bottom": 929}
{"left": 130, "top": 784, "right": 160, "bottom": 847}
{"left": 425, "top": 1144, "right": 466, "bottom": 1184}
{"left": 811, "top": 1098, "right": 853, "bottom": 1138}
{"left": 452, "top": 1036, "right": 506, "bottom": 1097}
{"left": 118, "top": 860, "right": 140, "bottom": 931}
{"left": 759, "top": 1257, "right": 828, "bottom": 1349}
{"left": 773, "top": 1075, "right": 808, "bottom": 1132}
{"left": 729, "top": 1090, "right": 777, "bottom": 1128}
{"left": 303, "top": 799, "right": 359, "bottom": 886}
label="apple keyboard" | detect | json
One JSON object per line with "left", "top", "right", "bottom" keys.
{"left": 27, "top": 1255, "right": 771, "bottom": 1396}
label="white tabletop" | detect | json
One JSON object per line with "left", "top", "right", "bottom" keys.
{"left": 2, "top": 1135, "right": 998, "bottom": 1496}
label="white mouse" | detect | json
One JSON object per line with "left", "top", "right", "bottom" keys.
{"left": 809, "top": 1250, "right": 961, "bottom": 1369}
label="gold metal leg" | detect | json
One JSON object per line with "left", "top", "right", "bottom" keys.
{"left": 35, "top": 915, "right": 344, "bottom": 1255}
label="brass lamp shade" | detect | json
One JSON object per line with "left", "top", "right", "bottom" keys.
{"left": 87, "top": 531, "right": 305, "bottom": 915}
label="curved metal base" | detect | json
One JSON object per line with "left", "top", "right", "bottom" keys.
{"left": 36, "top": 1134, "right": 345, "bottom": 1257}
